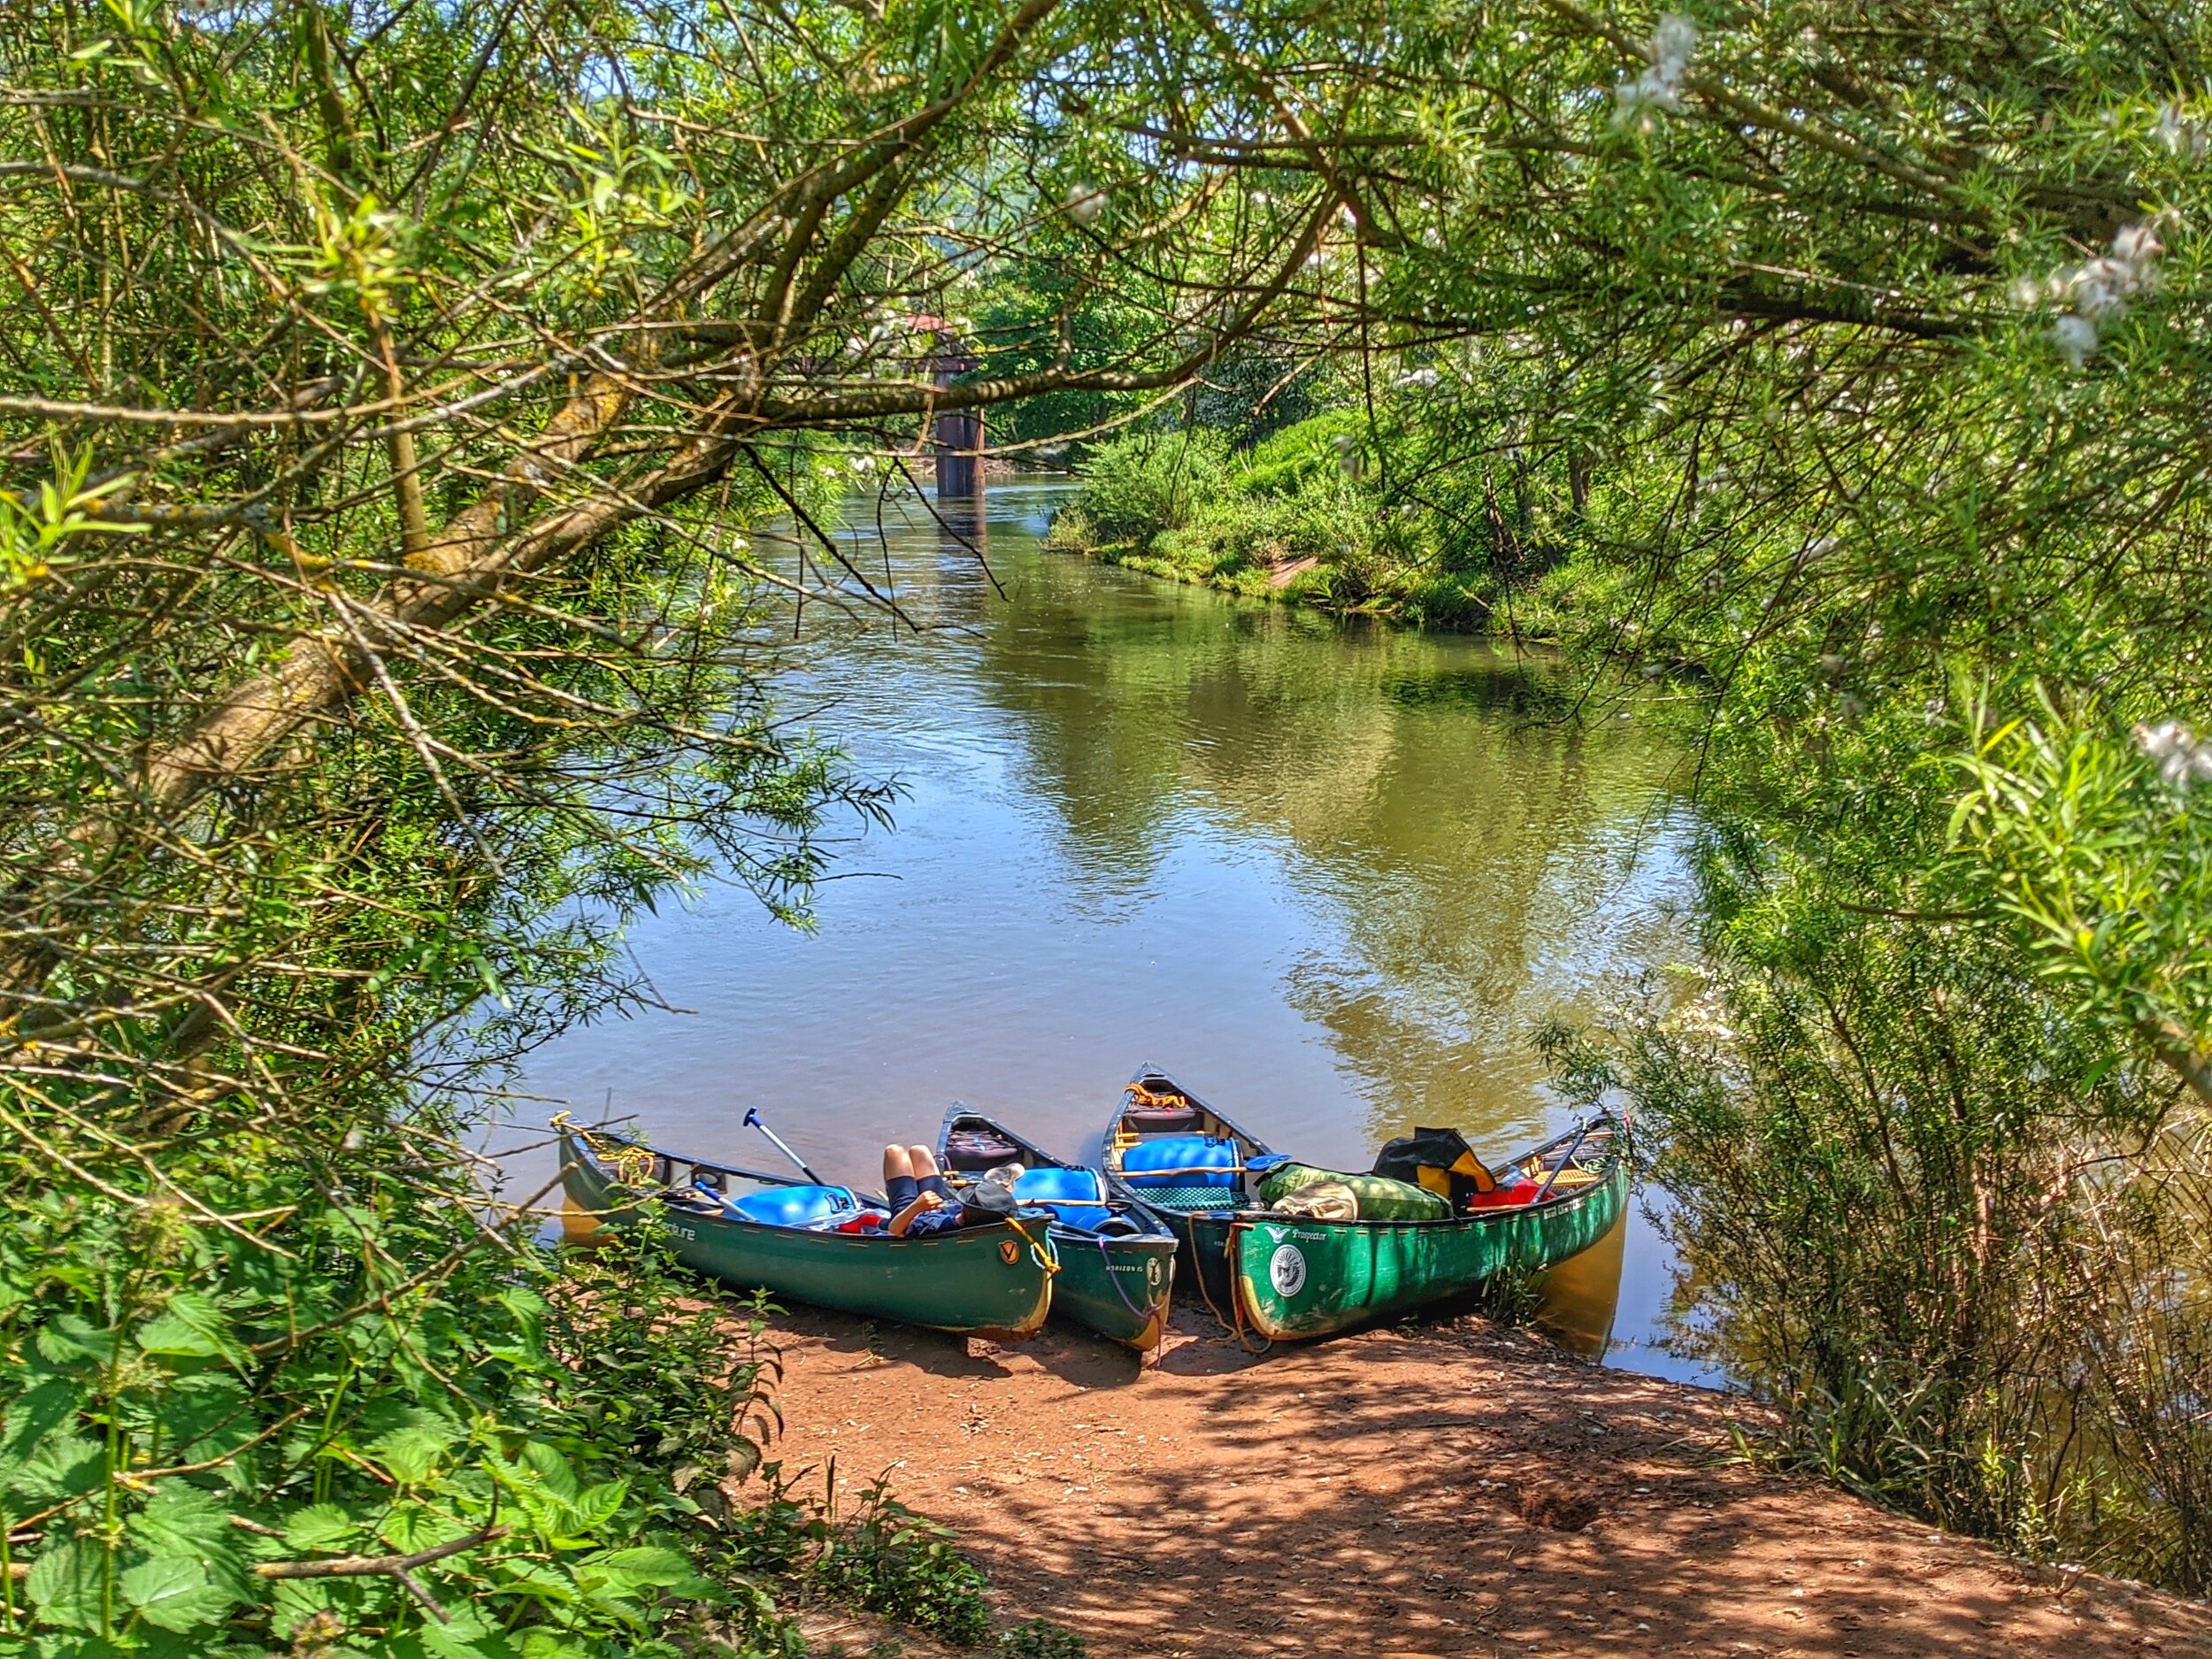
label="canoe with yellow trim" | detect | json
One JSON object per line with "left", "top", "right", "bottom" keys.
{"left": 935, "top": 1104, "right": 1177, "bottom": 1352}
{"left": 1101, "top": 1068, "right": 1631, "bottom": 1341}
{"left": 556, "top": 1123, "right": 1056, "bottom": 1341}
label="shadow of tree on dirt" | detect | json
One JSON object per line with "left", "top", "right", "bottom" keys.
{"left": 761, "top": 1305, "right": 2212, "bottom": 1659}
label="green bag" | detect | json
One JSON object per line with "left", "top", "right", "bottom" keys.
{"left": 1257, "top": 1161, "right": 1451, "bottom": 1221}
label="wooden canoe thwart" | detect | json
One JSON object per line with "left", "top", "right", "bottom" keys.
{"left": 1100, "top": 1066, "right": 1630, "bottom": 1342}
{"left": 935, "top": 1103, "right": 1178, "bottom": 1353}
{"left": 555, "top": 1120, "right": 1056, "bottom": 1341}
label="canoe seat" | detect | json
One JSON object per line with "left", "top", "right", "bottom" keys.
{"left": 945, "top": 1125, "right": 1024, "bottom": 1170}
{"left": 1119, "top": 1134, "right": 1240, "bottom": 1187}
{"left": 1016, "top": 1165, "right": 1107, "bottom": 1204}
{"left": 1126, "top": 1183, "right": 1239, "bottom": 1215}
{"left": 1040, "top": 1202, "right": 1118, "bottom": 1233}
{"left": 723, "top": 1184, "right": 860, "bottom": 1228}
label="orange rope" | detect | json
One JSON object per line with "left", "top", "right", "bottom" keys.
{"left": 550, "top": 1110, "right": 657, "bottom": 1187}
{"left": 1002, "top": 1211, "right": 1061, "bottom": 1276}
{"left": 1125, "top": 1083, "right": 1190, "bottom": 1110}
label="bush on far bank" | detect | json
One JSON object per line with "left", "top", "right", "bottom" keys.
{"left": 1043, "top": 414, "right": 1502, "bottom": 628}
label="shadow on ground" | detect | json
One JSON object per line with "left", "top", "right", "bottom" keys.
{"left": 760, "top": 1304, "right": 2212, "bottom": 1658}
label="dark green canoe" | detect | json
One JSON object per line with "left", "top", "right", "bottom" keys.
{"left": 557, "top": 1123, "right": 1056, "bottom": 1340}
{"left": 1099, "top": 1068, "right": 1630, "bottom": 1342}
{"left": 935, "top": 1105, "right": 1177, "bottom": 1352}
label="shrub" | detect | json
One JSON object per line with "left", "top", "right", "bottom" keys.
{"left": 810, "top": 1472, "right": 992, "bottom": 1645}
{"left": 999, "top": 1617, "right": 1090, "bottom": 1659}
{"left": 1053, "top": 430, "right": 1231, "bottom": 547}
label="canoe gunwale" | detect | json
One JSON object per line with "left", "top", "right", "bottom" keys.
{"left": 555, "top": 1125, "right": 1056, "bottom": 1339}
{"left": 1098, "top": 1067, "right": 1632, "bottom": 1340}
{"left": 934, "top": 1103, "right": 1178, "bottom": 1351}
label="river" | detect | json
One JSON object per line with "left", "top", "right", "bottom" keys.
{"left": 517, "top": 480, "right": 1714, "bottom": 1383}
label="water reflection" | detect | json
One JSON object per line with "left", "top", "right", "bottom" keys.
{"left": 514, "top": 481, "right": 1707, "bottom": 1379}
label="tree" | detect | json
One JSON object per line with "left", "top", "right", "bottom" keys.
{"left": 0, "top": 0, "right": 1355, "bottom": 1646}
{"left": 1179, "top": 0, "right": 2212, "bottom": 1578}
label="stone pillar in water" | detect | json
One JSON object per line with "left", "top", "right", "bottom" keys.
{"left": 933, "top": 404, "right": 983, "bottom": 500}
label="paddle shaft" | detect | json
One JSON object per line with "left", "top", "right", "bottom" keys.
{"left": 743, "top": 1106, "right": 828, "bottom": 1186}
{"left": 1532, "top": 1119, "right": 1589, "bottom": 1203}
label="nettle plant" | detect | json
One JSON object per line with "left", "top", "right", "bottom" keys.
{"left": 1, "top": 1150, "right": 780, "bottom": 1656}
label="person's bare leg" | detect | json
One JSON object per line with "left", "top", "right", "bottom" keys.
{"left": 909, "top": 1145, "right": 941, "bottom": 1183}
{"left": 883, "top": 1144, "right": 941, "bottom": 1236}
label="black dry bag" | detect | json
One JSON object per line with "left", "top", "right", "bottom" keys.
{"left": 1371, "top": 1126, "right": 1500, "bottom": 1207}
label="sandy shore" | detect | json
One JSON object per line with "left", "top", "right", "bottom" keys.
{"left": 757, "top": 1305, "right": 2212, "bottom": 1657}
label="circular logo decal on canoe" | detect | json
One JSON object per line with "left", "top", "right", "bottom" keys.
{"left": 1269, "top": 1243, "right": 1307, "bottom": 1297}
{"left": 999, "top": 1239, "right": 1019, "bottom": 1264}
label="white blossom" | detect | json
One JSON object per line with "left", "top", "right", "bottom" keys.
{"left": 2157, "top": 103, "right": 2208, "bottom": 160}
{"left": 1393, "top": 366, "right": 1441, "bottom": 388}
{"left": 2052, "top": 313, "right": 2099, "bottom": 368}
{"left": 2034, "top": 220, "right": 2163, "bottom": 367}
{"left": 2135, "top": 719, "right": 2212, "bottom": 787}
{"left": 1614, "top": 15, "right": 1699, "bottom": 127}
{"left": 1064, "top": 182, "right": 1109, "bottom": 227}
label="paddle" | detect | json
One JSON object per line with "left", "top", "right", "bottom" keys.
{"left": 1532, "top": 1118, "right": 1590, "bottom": 1203}
{"left": 742, "top": 1106, "right": 829, "bottom": 1186}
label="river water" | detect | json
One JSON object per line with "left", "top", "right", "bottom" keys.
{"left": 517, "top": 480, "right": 1712, "bottom": 1382}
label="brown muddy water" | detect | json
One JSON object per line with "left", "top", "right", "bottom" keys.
{"left": 515, "top": 480, "right": 1714, "bottom": 1382}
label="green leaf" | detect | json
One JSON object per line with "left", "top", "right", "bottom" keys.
{"left": 370, "top": 1423, "right": 457, "bottom": 1486}
{"left": 4, "top": 1377, "right": 85, "bottom": 1458}
{"left": 27, "top": 1538, "right": 108, "bottom": 1631}
{"left": 567, "top": 1479, "right": 627, "bottom": 1535}
{"left": 127, "top": 1484, "right": 237, "bottom": 1563}
{"left": 35, "top": 1316, "right": 120, "bottom": 1368}
{"left": 517, "top": 1442, "right": 576, "bottom": 1502}
{"left": 590, "top": 1546, "right": 692, "bottom": 1582}
{"left": 148, "top": 1376, "right": 253, "bottom": 1466}
{"left": 280, "top": 1502, "right": 358, "bottom": 1552}
{"left": 119, "top": 1555, "right": 237, "bottom": 1632}
{"left": 14, "top": 1432, "right": 104, "bottom": 1503}
{"left": 134, "top": 1293, "right": 246, "bottom": 1365}
{"left": 413, "top": 1599, "right": 516, "bottom": 1659}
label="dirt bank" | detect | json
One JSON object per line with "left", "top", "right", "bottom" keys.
{"left": 761, "top": 1305, "right": 2212, "bottom": 1658}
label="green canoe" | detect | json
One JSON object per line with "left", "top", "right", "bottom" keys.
{"left": 1100, "top": 1068, "right": 1630, "bottom": 1342}
{"left": 935, "top": 1105, "right": 1177, "bottom": 1352}
{"left": 556, "top": 1122, "right": 1056, "bottom": 1341}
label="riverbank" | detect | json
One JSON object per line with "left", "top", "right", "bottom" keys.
{"left": 751, "top": 1303, "right": 2212, "bottom": 1657}
{"left": 1041, "top": 515, "right": 1508, "bottom": 634}
{"left": 1040, "top": 424, "right": 1510, "bottom": 632}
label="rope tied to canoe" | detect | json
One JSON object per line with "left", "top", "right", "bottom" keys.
{"left": 1125, "top": 1082, "right": 1189, "bottom": 1110}
{"left": 550, "top": 1110, "right": 657, "bottom": 1188}
{"left": 1002, "top": 1210, "right": 1061, "bottom": 1277}
{"left": 1221, "top": 1221, "right": 1272, "bottom": 1356}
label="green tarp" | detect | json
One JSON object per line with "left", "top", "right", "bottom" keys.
{"left": 1257, "top": 1161, "right": 1452, "bottom": 1221}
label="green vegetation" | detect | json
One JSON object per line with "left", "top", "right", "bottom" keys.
{"left": 995, "top": 1620, "right": 1088, "bottom": 1659}
{"left": 0, "top": 0, "right": 1343, "bottom": 1649}
{"left": 1047, "top": 400, "right": 1562, "bottom": 629}
{"left": 720, "top": 1463, "right": 994, "bottom": 1647}
{"left": 1043, "top": 0, "right": 2212, "bottom": 1590}
{"left": 8, "top": 0, "right": 2212, "bottom": 1621}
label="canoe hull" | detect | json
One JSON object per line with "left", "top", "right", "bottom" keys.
{"left": 1230, "top": 1156, "right": 1630, "bottom": 1340}
{"left": 1133, "top": 1204, "right": 1238, "bottom": 1325}
{"left": 936, "top": 1104, "right": 1177, "bottom": 1350}
{"left": 1101, "top": 1068, "right": 1633, "bottom": 1343}
{"left": 1046, "top": 1224, "right": 1178, "bottom": 1349}
{"left": 558, "top": 1132, "right": 1055, "bottom": 1340}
